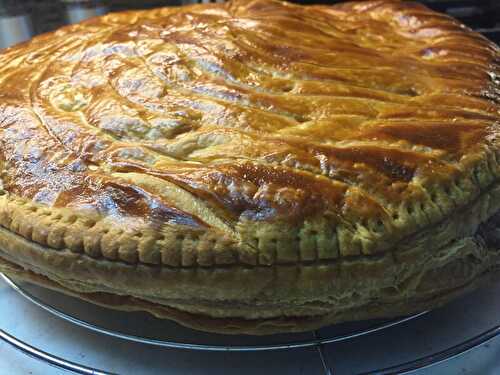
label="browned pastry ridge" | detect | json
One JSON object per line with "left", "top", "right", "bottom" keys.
{"left": 0, "top": 0, "right": 499, "bottom": 335}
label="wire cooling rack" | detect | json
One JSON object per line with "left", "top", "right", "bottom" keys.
{"left": 1, "top": 273, "right": 499, "bottom": 375}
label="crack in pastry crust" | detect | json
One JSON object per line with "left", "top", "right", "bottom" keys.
{"left": 0, "top": 0, "right": 498, "bottom": 333}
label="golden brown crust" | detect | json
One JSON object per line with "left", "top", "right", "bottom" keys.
{"left": 0, "top": 0, "right": 499, "bottom": 333}
{"left": 0, "top": 0, "right": 498, "bottom": 266}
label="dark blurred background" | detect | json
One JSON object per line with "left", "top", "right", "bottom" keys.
{"left": 0, "top": 0, "right": 498, "bottom": 48}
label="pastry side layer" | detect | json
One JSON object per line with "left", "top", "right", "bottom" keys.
{"left": 1, "top": 258, "right": 497, "bottom": 335}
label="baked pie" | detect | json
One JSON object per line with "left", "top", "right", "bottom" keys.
{"left": 0, "top": 0, "right": 498, "bottom": 334}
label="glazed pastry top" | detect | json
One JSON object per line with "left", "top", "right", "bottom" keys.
{"left": 0, "top": 0, "right": 498, "bottom": 266}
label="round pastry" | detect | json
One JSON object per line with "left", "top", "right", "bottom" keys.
{"left": 0, "top": 0, "right": 498, "bottom": 334}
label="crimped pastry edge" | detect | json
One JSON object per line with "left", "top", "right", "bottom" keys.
{"left": 0, "top": 179, "right": 499, "bottom": 332}
{"left": 0, "top": 145, "right": 499, "bottom": 269}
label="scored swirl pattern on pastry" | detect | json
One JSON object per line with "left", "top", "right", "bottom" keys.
{"left": 0, "top": 0, "right": 498, "bottom": 267}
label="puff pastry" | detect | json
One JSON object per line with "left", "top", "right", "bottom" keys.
{"left": 0, "top": 0, "right": 499, "bottom": 334}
